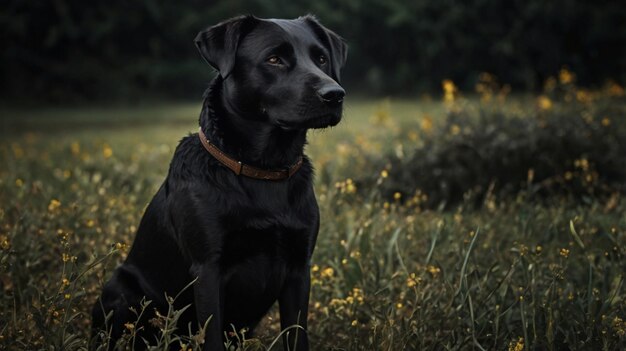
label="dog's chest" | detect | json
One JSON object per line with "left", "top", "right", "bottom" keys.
{"left": 220, "top": 209, "right": 312, "bottom": 267}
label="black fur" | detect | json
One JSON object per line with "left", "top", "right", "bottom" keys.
{"left": 92, "top": 15, "right": 347, "bottom": 351}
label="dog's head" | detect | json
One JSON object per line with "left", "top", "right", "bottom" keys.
{"left": 195, "top": 15, "right": 348, "bottom": 130}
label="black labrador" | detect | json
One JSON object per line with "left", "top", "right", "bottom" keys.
{"left": 92, "top": 15, "right": 347, "bottom": 351}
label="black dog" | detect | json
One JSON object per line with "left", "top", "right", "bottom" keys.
{"left": 92, "top": 15, "right": 347, "bottom": 351}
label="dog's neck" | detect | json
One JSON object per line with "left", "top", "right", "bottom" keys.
{"left": 199, "top": 77, "right": 307, "bottom": 170}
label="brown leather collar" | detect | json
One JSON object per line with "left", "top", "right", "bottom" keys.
{"left": 198, "top": 127, "right": 303, "bottom": 180}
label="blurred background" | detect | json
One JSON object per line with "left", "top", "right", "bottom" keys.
{"left": 2, "top": 0, "right": 625, "bottom": 104}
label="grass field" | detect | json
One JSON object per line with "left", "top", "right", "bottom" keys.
{"left": 1, "top": 77, "right": 626, "bottom": 350}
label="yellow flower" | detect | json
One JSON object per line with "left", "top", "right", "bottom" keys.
{"left": 70, "top": 142, "right": 80, "bottom": 156}
{"left": 613, "top": 316, "right": 626, "bottom": 337}
{"left": 48, "top": 199, "right": 61, "bottom": 212}
{"left": 321, "top": 267, "right": 334, "bottom": 279}
{"left": 406, "top": 273, "right": 421, "bottom": 288}
{"left": 0, "top": 235, "right": 10, "bottom": 250}
{"left": 601, "top": 117, "right": 611, "bottom": 126}
{"left": 380, "top": 169, "right": 389, "bottom": 178}
{"left": 442, "top": 79, "right": 457, "bottom": 103}
{"left": 606, "top": 81, "right": 625, "bottom": 96}
{"left": 15, "top": 178, "right": 23, "bottom": 187}
{"left": 559, "top": 67, "right": 575, "bottom": 84}
{"left": 450, "top": 124, "right": 461, "bottom": 136}
{"left": 102, "top": 144, "right": 113, "bottom": 159}
{"left": 393, "top": 192, "right": 402, "bottom": 201}
{"left": 351, "top": 320, "right": 358, "bottom": 327}
{"left": 538, "top": 95, "right": 552, "bottom": 110}
{"left": 345, "top": 182, "right": 356, "bottom": 194}
{"left": 420, "top": 115, "right": 434, "bottom": 133}
{"left": 560, "top": 248, "right": 570, "bottom": 258}
{"left": 115, "top": 242, "right": 127, "bottom": 251}
{"left": 508, "top": 337, "right": 524, "bottom": 351}
{"left": 427, "top": 265, "right": 441, "bottom": 277}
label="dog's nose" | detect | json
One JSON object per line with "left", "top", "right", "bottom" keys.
{"left": 317, "top": 86, "right": 345, "bottom": 105}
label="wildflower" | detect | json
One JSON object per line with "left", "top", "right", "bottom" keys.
{"left": 574, "top": 158, "right": 589, "bottom": 171}
{"left": 15, "top": 178, "right": 23, "bottom": 187}
{"left": 396, "top": 302, "right": 403, "bottom": 309}
{"left": 559, "top": 67, "right": 575, "bottom": 84}
{"left": 48, "top": 199, "right": 61, "bottom": 212}
{"left": 508, "top": 337, "right": 524, "bottom": 351}
{"left": 115, "top": 242, "right": 126, "bottom": 250}
{"left": 64, "top": 293, "right": 71, "bottom": 300}
{"left": 393, "top": 192, "right": 402, "bottom": 201}
{"left": 62, "top": 253, "right": 71, "bottom": 262}
{"left": 380, "top": 169, "right": 388, "bottom": 178}
{"left": 321, "top": 267, "right": 334, "bottom": 279}
{"left": 527, "top": 168, "right": 535, "bottom": 183}
{"left": 311, "top": 264, "right": 319, "bottom": 272}
{"left": 535, "top": 245, "right": 543, "bottom": 254}
{"left": 427, "top": 265, "right": 441, "bottom": 277}
{"left": 345, "top": 181, "right": 356, "bottom": 194}
{"left": 329, "top": 298, "right": 347, "bottom": 308}
{"left": 537, "top": 95, "right": 552, "bottom": 110}
{"left": 341, "top": 258, "right": 348, "bottom": 265}
{"left": 103, "top": 144, "right": 113, "bottom": 159}
{"left": 544, "top": 77, "right": 557, "bottom": 91}
{"left": 606, "top": 81, "right": 625, "bottom": 96}
{"left": 61, "top": 278, "right": 70, "bottom": 287}
{"left": 406, "top": 273, "right": 421, "bottom": 288}
{"left": 450, "top": 124, "right": 461, "bottom": 135}
{"left": 70, "top": 142, "right": 80, "bottom": 156}
{"left": 576, "top": 90, "right": 592, "bottom": 103}
{"left": 560, "top": 248, "right": 570, "bottom": 258}
{"left": 518, "top": 244, "right": 528, "bottom": 256}
{"left": 420, "top": 115, "right": 434, "bottom": 133}
{"left": 351, "top": 288, "right": 364, "bottom": 304}
{"left": 613, "top": 316, "right": 626, "bottom": 337}
{"left": 0, "top": 235, "right": 10, "bottom": 250}
{"left": 442, "top": 79, "right": 457, "bottom": 103}
{"left": 601, "top": 117, "right": 611, "bottom": 126}
{"left": 86, "top": 219, "right": 95, "bottom": 228}
{"left": 351, "top": 320, "right": 358, "bottom": 327}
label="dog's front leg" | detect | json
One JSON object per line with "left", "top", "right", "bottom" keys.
{"left": 279, "top": 266, "right": 311, "bottom": 351}
{"left": 191, "top": 263, "right": 224, "bottom": 351}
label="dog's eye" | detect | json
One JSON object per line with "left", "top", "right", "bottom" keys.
{"left": 318, "top": 55, "right": 327, "bottom": 65}
{"left": 267, "top": 56, "right": 282, "bottom": 65}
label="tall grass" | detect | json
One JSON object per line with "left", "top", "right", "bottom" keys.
{"left": 1, "top": 73, "right": 625, "bottom": 350}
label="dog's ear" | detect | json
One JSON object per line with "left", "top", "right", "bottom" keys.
{"left": 303, "top": 15, "right": 348, "bottom": 82}
{"left": 194, "top": 15, "right": 258, "bottom": 79}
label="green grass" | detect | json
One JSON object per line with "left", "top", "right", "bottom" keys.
{"left": 1, "top": 82, "right": 625, "bottom": 350}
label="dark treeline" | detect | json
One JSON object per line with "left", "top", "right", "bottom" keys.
{"left": 2, "top": 0, "right": 625, "bottom": 103}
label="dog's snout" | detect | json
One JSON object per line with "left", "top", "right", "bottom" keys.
{"left": 317, "top": 85, "right": 345, "bottom": 105}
